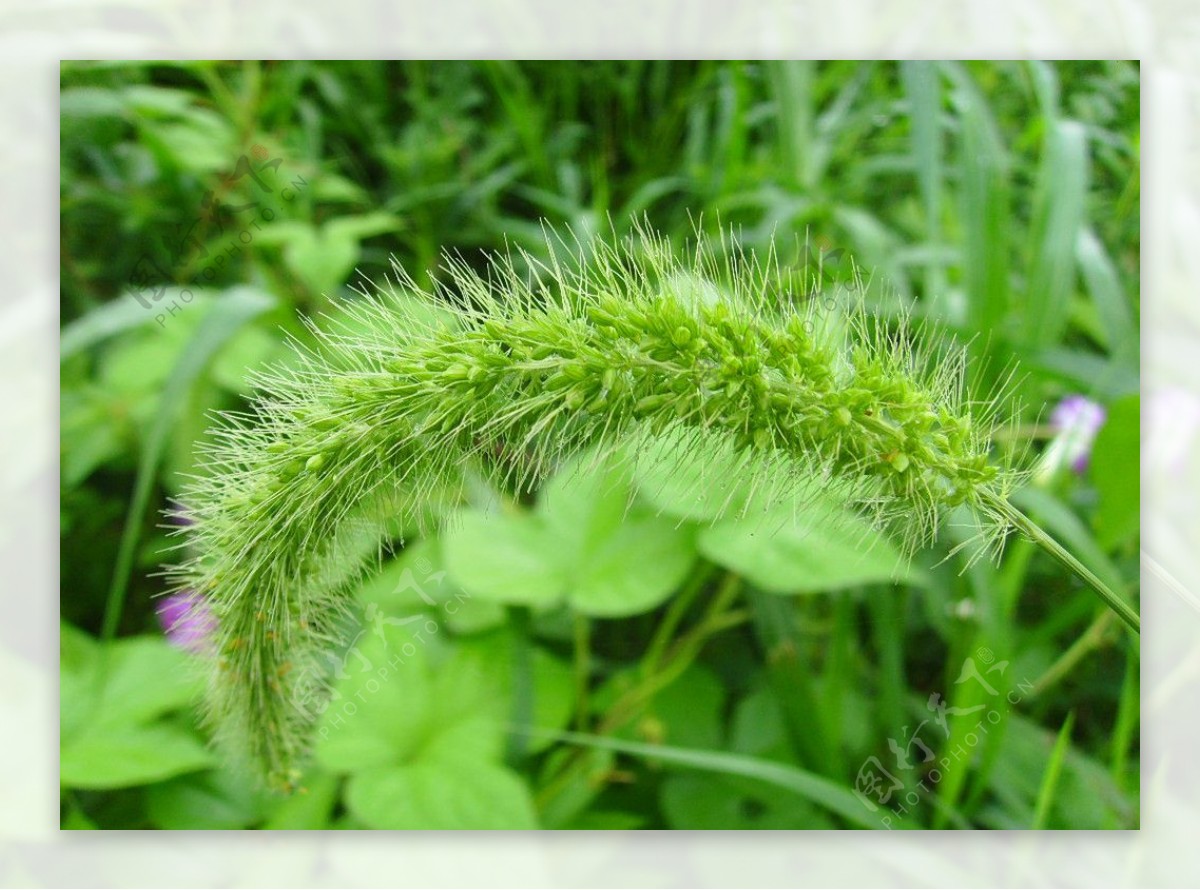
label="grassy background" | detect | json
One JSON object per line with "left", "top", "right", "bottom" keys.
{"left": 59, "top": 60, "right": 1140, "bottom": 829}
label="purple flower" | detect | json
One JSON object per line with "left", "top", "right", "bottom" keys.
{"left": 1046, "top": 395, "right": 1107, "bottom": 474}
{"left": 156, "top": 590, "right": 216, "bottom": 655}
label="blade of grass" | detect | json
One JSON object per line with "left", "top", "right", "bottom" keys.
{"left": 1032, "top": 711, "right": 1075, "bottom": 829}
{"left": 1024, "top": 118, "right": 1089, "bottom": 348}
{"left": 1076, "top": 226, "right": 1137, "bottom": 359}
{"left": 505, "top": 605, "right": 535, "bottom": 765}
{"left": 523, "top": 727, "right": 898, "bottom": 829}
{"left": 61, "top": 293, "right": 160, "bottom": 360}
{"left": 944, "top": 62, "right": 1011, "bottom": 349}
{"left": 767, "top": 60, "right": 815, "bottom": 189}
{"left": 1110, "top": 641, "right": 1139, "bottom": 791}
{"left": 748, "top": 589, "right": 841, "bottom": 779}
{"left": 99, "top": 287, "right": 277, "bottom": 642}
{"left": 901, "top": 61, "right": 948, "bottom": 311}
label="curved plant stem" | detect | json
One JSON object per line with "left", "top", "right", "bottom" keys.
{"left": 1030, "top": 610, "right": 1116, "bottom": 697}
{"left": 640, "top": 561, "right": 715, "bottom": 680}
{"left": 505, "top": 605, "right": 535, "bottom": 765}
{"left": 985, "top": 492, "right": 1140, "bottom": 634}
{"left": 535, "top": 572, "right": 745, "bottom": 811}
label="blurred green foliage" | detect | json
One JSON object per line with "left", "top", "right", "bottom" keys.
{"left": 59, "top": 60, "right": 1139, "bottom": 829}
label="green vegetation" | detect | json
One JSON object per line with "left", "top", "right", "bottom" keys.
{"left": 60, "top": 60, "right": 1140, "bottom": 829}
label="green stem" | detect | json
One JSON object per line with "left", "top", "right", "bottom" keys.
{"left": 536, "top": 573, "right": 744, "bottom": 809}
{"left": 506, "top": 606, "right": 535, "bottom": 765}
{"left": 985, "top": 493, "right": 1139, "bottom": 634}
{"left": 572, "top": 613, "right": 591, "bottom": 732}
{"left": 640, "top": 561, "right": 715, "bottom": 679}
{"left": 1030, "top": 610, "right": 1116, "bottom": 697}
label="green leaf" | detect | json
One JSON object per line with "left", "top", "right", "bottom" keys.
{"left": 622, "top": 664, "right": 726, "bottom": 750}
{"left": 697, "top": 499, "right": 909, "bottom": 593}
{"left": 282, "top": 222, "right": 361, "bottom": 294}
{"left": 146, "top": 767, "right": 270, "bottom": 829}
{"left": 314, "top": 624, "right": 436, "bottom": 773}
{"left": 61, "top": 723, "right": 213, "bottom": 790}
{"left": 1032, "top": 711, "right": 1075, "bottom": 829}
{"left": 1076, "top": 227, "right": 1136, "bottom": 359}
{"left": 59, "top": 387, "right": 126, "bottom": 486}
{"left": 89, "top": 636, "right": 204, "bottom": 731}
{"left": 1090, "top": 394, "right": 1140, "bottom": 549}
{"left": 100, "top": 286, "right": 277, "bottom": 642}
{"left": 538, "top": 451, "right": 633, "bottom": 555}
{"left": 901, "top": 61, "right": 948, "bottom": 313}
{"left": 262, "top": 771, "right": 341, "bottom": 829}
{"left": 324, "top": 212, "right": 402, "bottom": 243}
{"left": 355, "top": 538, "right": 504, "bottom": 635}
{"left": 529, "top": 728, "right": 887, "bottom": 829}
{"left": 314, "top": 620, "right": 571, "bottom": 768}
{"left": 443, "top": 630, "right": 575, "bottom": 752}
{"left": 60, "top": 294, "right": 157, "bottom": 360}
{"left": 661, "top": 772, "right": 835, "bottom": 829}
{"left": 945, "top": 61, "right": 1011, "bottom": 341}
{"left": 345, "top": 760, "right": 537, "bottom": 829}
{"left": 59, "top": 87, "right": 127, "bottom": 120}
{"left": 444, "top": 452, "right": 697, "bottom": 616}
{"left": 1024, "top": 118, "right": 1089, "bottom": 348}
{"left": 60, "top": 630, "right": 210, "bottom": 792}
{"left": 628, "top": 429, "right": 751, "bottom": 522}
{"left": 208, "top": 323, "right": 280, "bottom": 394}
{"left": 140, "top": 111, "right": 236, "bottom": 175}
{"left": 570, "top": 511, "right": 695, "bottom": 616}
{"left": 60, "top": 629, "right": 203, "bottom": 742}
{"left": 441, "top": 510, "right": 567, "bottom": 608}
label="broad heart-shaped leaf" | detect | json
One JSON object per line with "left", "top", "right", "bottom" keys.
{"left": 443, "top": 451, "right": 697, "bottom": 617}
{"left": 570, "top": 511, "right": 696, "bottom": 617}
{"left": 697, "top": 498, "right": 910, "bottom": 594}
{"left": 345, "top": 758, "right": 537, "bottom": 829}
{"left": 355, "top": 538, "right": 505, "bottom": 635}
{"left": 441, "top": 509, "right": 567, "bottom": 609}
{"left": 436, "top": 631, "right": 575, "bottom": 753}
{"left": 314, "top": 624, "right": 546, "bottom": 828}
{"left": 60, "top": 627, "right": 212, "bottom": 790}
{"left": 60, "top": 626, "right": 204, "bottom": 742}
{"left": 628, "top": 428, "right": 755, "bottom": 522}
{"left": 315, "top": 621, "right": 570, "bottom": 770}
{"left": 145, "top": 766, "right": 270, "bottom": 829}
{"left": 282, "top": 224, "right": 359, "bottom": 295}
{"left": 314, "top": 623, "right": 438, "bottom": 774}
{"left": 60, "top": 722, "right": 214, "bottom": 790}
{"left": 1090, "top": 393, "right": 1139, "bottom": 549}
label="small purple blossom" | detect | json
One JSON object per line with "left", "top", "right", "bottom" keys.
{"left": 156, "top": 590, "right": 216, "bottom": 655}
{"left": 1047, "top": 395, "right": 1107, "bottom": 474}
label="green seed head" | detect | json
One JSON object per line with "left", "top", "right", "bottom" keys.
{"left": 169, "top": 222, "right": 1018, "bottom": 788}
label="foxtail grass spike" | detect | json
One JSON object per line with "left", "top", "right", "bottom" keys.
{"left": 168, "top": 222, "right": 1134, "bottom": 790}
